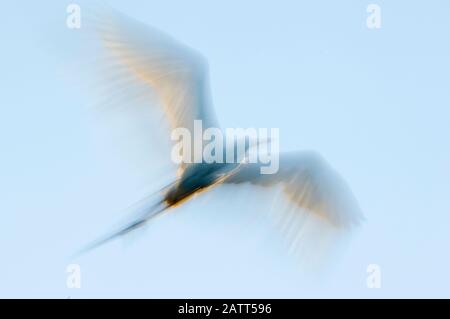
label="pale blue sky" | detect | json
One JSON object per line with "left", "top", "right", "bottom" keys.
{"left": 1, "top": 0, "right": 450, "bottom": 298}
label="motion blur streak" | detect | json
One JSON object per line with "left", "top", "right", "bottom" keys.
{"left": 78, "top": 5, "right": 363, "bottom": 268}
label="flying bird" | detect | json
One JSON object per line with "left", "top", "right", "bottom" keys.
{"left": 78, "top": 8, "right": 363, "bottom": 257}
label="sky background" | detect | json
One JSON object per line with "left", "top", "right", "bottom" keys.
{"left": 1, "top": 0, "right": 450, "bottom": 298}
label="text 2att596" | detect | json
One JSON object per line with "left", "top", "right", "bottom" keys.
{"left": 222, "top": 303, "right": 271, "bottom": 314}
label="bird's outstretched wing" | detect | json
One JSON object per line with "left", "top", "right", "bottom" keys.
{"left": 89, "top": 8, "right": 219, "bottom": 164}
{"left": 225, "top": 151, "right": 363, "bottom": 228}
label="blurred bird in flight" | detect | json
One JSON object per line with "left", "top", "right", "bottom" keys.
{"left": 78, "top": 7, "right": 363, "bottom": 258}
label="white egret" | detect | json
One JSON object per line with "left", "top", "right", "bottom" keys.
{"left": 78, "top": 8, "right": 363, "bottom": 258}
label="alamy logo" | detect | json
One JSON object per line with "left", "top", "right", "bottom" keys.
{"left": 366, "top": 264, "right": 381, "bottom": 288}
{"left": 66, "top": 264, "right": 81, "bottom": 289}
{"left": 171, "top": 120, "right": 280, "bottom": 174}
{"left": 66, "top": 4, "right": 81, "bottom": 29}
{"left": 366, "top": 4, "right": 381, "bottom": 29}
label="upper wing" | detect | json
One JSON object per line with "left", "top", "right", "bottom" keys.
{"left": 91, "top": 8, "right": 219, "bottom": 144}
{"left": 225, "top": 151, "right": 363, "bottom": 228}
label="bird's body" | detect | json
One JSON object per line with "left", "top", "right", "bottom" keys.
{"left": 164, "top": 162, "right": 232, "bottom": 206}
